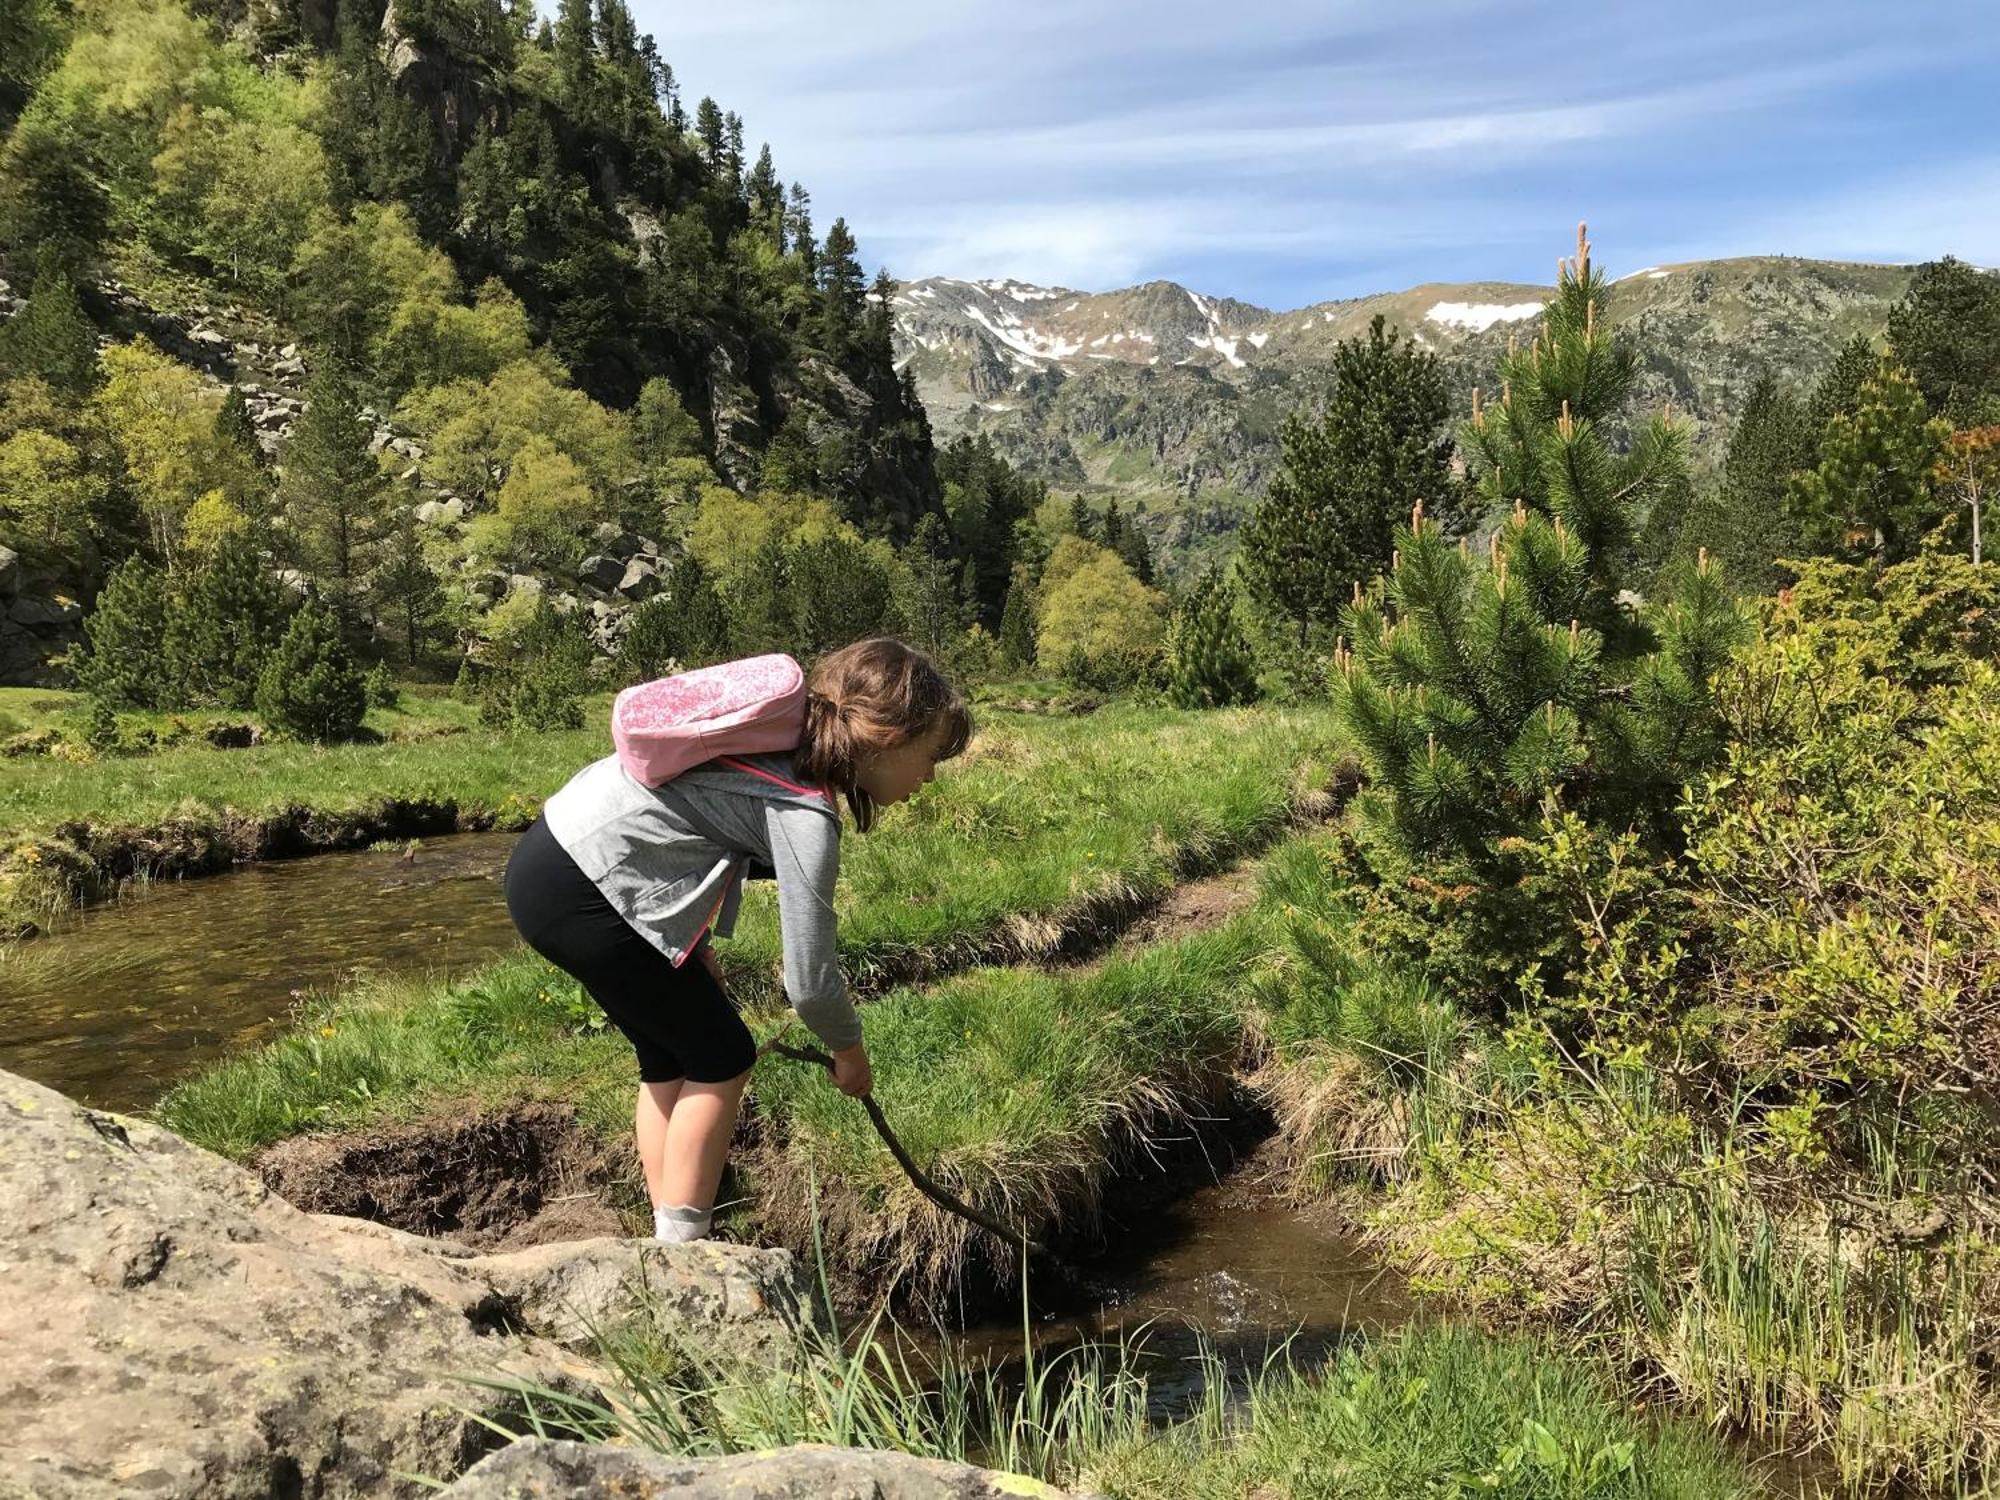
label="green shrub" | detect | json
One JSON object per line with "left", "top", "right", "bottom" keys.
{"left": 255, "top": 598, "right": 368, "bottom": 742}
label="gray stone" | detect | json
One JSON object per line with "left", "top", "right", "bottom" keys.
{"left": 0, "top": 544, "right": 18, "bottom": 599}
{"left": 280, "top": 342, "right": 299, "bottom": 359}
{"left": 506, "top": 573, "right": 545, "bottom": 600}
{"left": 576, "top": 553, "right": 625, "bottom": 593}
{"left": 274, "top": 356, "right": 306, "bottom": 378}
{"left": 369, "top": 426, "right": 393, "bottom": 455}
{"left": 416, "top": 497, "right": 466, "bottom": 528}
{"left": 0, "top": 1068, "right": 818, "bottom": 1499}
{"left": 187, "top": 325, "right": 226, "bottom": 347}
{"left": 439, "top": 1439, "right": 1072, "bottom": 1499}
{"left": 616, "top": 557, "right": 660, "bottom": 599}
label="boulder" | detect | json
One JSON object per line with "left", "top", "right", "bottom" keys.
{"left": 0, "top": 1067, "right": 816, "bottom": 1499}
{"left": 506, "top": 573, "right": 545, "bottom": 601}
{"left": 416, "top": 497, "right": 467, "bottom": 527}
{"left": 616, "top": 557, "right": 660, "bottom": 599}
{"left": 0, "top": 543, "right": 18, "bottom": 599}
{"left": 576, "top": 553, "right": 625, "bottom": 594}
{"left": 8, "top": 592, "right": 83, "bottom": 632}
{"left": 439, "top": 1439, "right": 1072, "bottom": 1499}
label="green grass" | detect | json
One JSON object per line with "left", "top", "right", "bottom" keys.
{"left": 748, "top": 917, "right": 1266, "bottom": 1298}
{"left": 1087, "top": 1325, "right": 1760, "bottom": 1499}
{"left": 723, "top": 703, "right": 1338, "bottom": 995}
{"left": 0, "top": 693, "right": 606, "bottom": 837}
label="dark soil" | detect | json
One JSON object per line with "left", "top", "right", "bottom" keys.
{"left": 255, "top": 1100, "right": 630, "bottom": 1251}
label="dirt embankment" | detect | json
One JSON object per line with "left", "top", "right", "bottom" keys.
{"left": 4, "top": 796, "right": 522, "bottom": 939}
{"left": 255, "top": 1100, "right": 629, "bottom": 1251}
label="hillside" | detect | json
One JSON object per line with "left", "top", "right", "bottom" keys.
{"left": 894, "top": 257, "right": 1913, "bottom": 572}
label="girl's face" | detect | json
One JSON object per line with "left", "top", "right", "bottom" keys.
{"left": 856, "top": 719, "right": 953, "bottom": 809}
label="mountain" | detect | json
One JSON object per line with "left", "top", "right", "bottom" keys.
{"left": 892, "top": 257, "right": 1913, "bottom": 573}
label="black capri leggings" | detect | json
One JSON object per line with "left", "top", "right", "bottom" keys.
{"left": 504, "top": 815, "right": 756, "bottom": 1084}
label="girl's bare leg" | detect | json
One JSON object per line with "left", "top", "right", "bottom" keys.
{"left": 659, "top": 1070, "right": 751, "bottom": 1211}
{"left": 634, "top": 1079, "right": 683, "bottom": 1208}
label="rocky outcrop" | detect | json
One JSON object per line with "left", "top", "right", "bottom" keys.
{"left": 0, "top": 1067, "right": 814, "bottom": 1499}
{"left": 439, "top": 1438, "right": 1073, "bottom": 1499}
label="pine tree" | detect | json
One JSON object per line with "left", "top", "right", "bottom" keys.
{"left": 1116, "top": 514, "right": 1155, "bottom": 586}
{"left": 1786, "top": 358, "right": 1952, "bottom": 565}
{"left": 0, "top": 115, "right": 109, "bottom": 274}
{"left": 164, "top": 532, "right": 291, "bottom": 708}
{"left": 816, "top": 218, "right": 865, "bottom": 355}
{"left": 1068, "top": 494, "right": 1095, "bottom": 542}
{"left": 998, "top": 563, "right": 1037, "bottom": 669}
{"left": 73, "top": 556, "right": 169, "bottom": 710}
{"left": 277, "top": 362, "right": 387, "bottom": 631}
{"left": 1332, "top": 227, "right": 1749, "bottom": 1003}
{"left": 1885, "top": 256, "right": 2000, "bottom": 422}
{"left": 1806, "top": 333, "right": 1878, "bottom": 449}
{"left": 215, "top": 386, "right": 261, "bottom": 463}
{"left": 785, "top": 183, "right": 816, "bottom": 274}
{"left": 745, "top": 145, "right": 783, "bottom": 243}
{"left": 1240, "top": 313, "right": 1465, "bottom": 647}
{"left": 1678, "top": 372, "right": 1817, "bottom": 595}
{"left": 0, "top": 255, "right": 97, "bottom": 393}
{"left": 482, "top": 596, "right": 591, "bottom": 730}
{"left": 895, "top": 513, "right": 964, "bottom": 660}
{"left": 372, "top": 507, "right": 444, "bottom": 665}
{"left": 791, "top": 534, "right": 895, "bottom": 657}
{"left": 1166, "top": 571, "right": 1259, "bottom": 708}
{"left": 727, "top": 538, "right": 794, "bottom": 657}
{"left": 256, "top": 596, "right": 368, "bottom": 741}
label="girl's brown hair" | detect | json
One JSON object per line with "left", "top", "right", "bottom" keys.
{"left": 794, "top": 637, "right": 970, "bottom": 831}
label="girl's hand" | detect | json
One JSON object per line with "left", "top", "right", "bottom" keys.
{"left": 830, "top": 1041, "right": 872, "bottom": 1098}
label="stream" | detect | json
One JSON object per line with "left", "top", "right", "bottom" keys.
{"left": 0, "top": 831, "right": 522, "bottom": 1113}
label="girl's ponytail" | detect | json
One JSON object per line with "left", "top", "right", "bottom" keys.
{"left": 794, "top": 638, "right": 969, "bottom": 832}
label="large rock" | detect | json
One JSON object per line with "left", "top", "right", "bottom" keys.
{"left": 8, "top": 592, "right": 82, "bottom": 631}
{"left": 575, "top": 553, "right": 625, "bottom": 594}
{"left": 616, "top": 557, "right": 661, "bottom": 599}
{"left": 0, "top": 1068, "right": 815, "bottom": 1498}
{"left": 0, "top": 543, "right": 19, "bottom": 599}
{"left": 439, "top": 1439, "right": 1073, "bottom": 1499}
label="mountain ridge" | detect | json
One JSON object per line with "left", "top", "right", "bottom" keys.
{"left": 891, "top": 255, "right": 1914, "bottom": 573}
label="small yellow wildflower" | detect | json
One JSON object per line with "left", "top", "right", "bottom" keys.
{"left": 319, "top": 1025, "right": 337, "bottom": 1038}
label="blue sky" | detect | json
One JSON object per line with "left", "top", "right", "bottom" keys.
{"left": 626, "top": 0, "right": 2000, "bottom": 310}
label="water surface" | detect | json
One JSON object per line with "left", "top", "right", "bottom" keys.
{"left": 0, "top": 832, "right": 521, "bottom": 1112}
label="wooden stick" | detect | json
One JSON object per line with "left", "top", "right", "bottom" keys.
{"left": 757, "top": 1035, "right": 1055, "bottom": 1260}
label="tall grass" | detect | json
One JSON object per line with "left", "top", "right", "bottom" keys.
{"left": 1244, "top": 835, "right": 2000, "bottom": 1494}
{"left": 451, "top": 1288, "right": 1759, "bottom": 1500}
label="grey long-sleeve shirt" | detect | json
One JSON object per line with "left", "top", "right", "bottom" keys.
{"left": 540, "top": 751, "right": 858, "bottom": 1050}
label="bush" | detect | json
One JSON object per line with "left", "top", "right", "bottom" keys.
{"left": 255, "top": 599, "right": 368, "bottom": 742}
{"left": 480, "top": 597, "right": 592, "bottom": 731}
{"left": 1165, "top": 571, "right": 1259, "bottom": 709}
{"left": 364, "top": 662, "right": 400, "bottom": 710}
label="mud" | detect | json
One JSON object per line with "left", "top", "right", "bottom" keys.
{"left": 254, "top": 1100, "right": 631, "bottom": 1251}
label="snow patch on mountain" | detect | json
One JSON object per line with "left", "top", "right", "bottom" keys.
{"left": 1425, "top": 300, "right": 1545, "bottom": 332}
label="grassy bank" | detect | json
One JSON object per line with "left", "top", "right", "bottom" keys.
{"left": 747, "top": 917, "right": 1263, "bottom": 1299}
{"left": 1247, "top": 833, "right": 2000, "bottom": 1496}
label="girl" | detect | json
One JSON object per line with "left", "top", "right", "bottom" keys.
{"left": 503, "top": 637, "right": 970, "bottom": 1243}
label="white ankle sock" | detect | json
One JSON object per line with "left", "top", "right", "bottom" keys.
{"left": 653, "top": 1203, "right": 712, "bottom": 1243}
